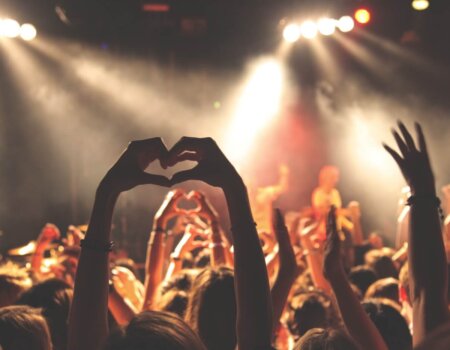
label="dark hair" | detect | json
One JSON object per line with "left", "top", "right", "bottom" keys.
{"left": 348, "top": 265, "right": 378, "bottom": 295}
{"left": 362, "top": 299, "right": 412, "bottom": 350}
{"left": 365, "top": 250, "right": 398, "bottom": 279}
{"left": 194, "top": 249, "right": 211, "bottom": 268}
{"left": 0, "top": 262, "right": 32, "bottom": 308}
{"left": 157, "top": 290, "right": 189, "bottom": 318}
{"left": 104, "top": 310, "right": 205, "bottom": 350}
{"left": 185, "top": 266, "right": 236, "bottom": 350}
{"left": 159, "top": 270, "right": 196, "bottom": 296}
{"left": 294, "top": 328, "right": 359, "bottom": 350}
{"left": 16, "top": 278, "right": 73, "bottom": 350}
{"left": 365, "top": 278, "right": 400, "bottom": 304}
{"left": 288, "top": 291, "right": 333, "bottom": 337}
{"left": 0, "top": 305, "right": 52, "bottom": 350}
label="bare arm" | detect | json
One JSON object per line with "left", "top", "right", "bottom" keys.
{"left": 169, "top": 137, "right": 273, "bottom": 350}
{"left": 324, "top": 207, "right": 388, "bottom": 350}
{"left": 270, "top": 208, "right": 298, "bottom": 340}
{"left": 384, "top": 122, "right": 450, "bottom": 345}
{"left": 68, "top": 138, "right": 170, "bottom": 350}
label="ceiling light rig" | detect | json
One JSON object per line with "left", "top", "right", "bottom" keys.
{"left": 282, "top": 8, "right": 372, "bottom": 43}
{"left": 0, "top": 18, "right": 37, "bottom": 41}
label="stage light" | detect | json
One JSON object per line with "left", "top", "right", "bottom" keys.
{"left": 283, "top": 23, "right": 301, "bottom": 43}
{"left": 0, "top": 18, "right": 21, "bottom": 38}
{"left": 354, "top": 8, "right": 371, "bottom": 24}
{"left": 337, "top": 16, "right": 355, "bottom": 33}
{"left": 300, "top": 21, "right": 318, "bottom": 39}
{"left": 20, "top": 24, "right": 37, "bottom": 41}
{"left": 412, "top": 0, "right": 430, "bottom": 11}
{"left": 317, "top": 18, "right": 336, "bottom": 36}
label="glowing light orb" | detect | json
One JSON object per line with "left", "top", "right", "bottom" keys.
{"left": 337, "top": 16, "right": 355, "bottom": 33}
{"left": 354, "top": 9, "right": 371, "bottom": 24}
{"left": 317, "top": 18, "right": 336, "bottom": 36}
{"left": 300, "top": 21, "right": 318, "bottom": 39}
{"left": 283, "top": 23, "right": 301, "bottom": 43}
{"left": 20, "top": 24, "right": 37, "bottom": 41}
{"left": 412, "top": 0, "right": 430, "bottom": 11}
{"left": 0, "top": 18, "right": 21, "bottom": 38}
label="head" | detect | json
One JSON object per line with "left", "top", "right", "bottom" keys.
{"left": 368, "top": 233, "right": 384, "bottom": 249}
{"left": 0, "top": 262, "right": 32, "bottom": 308}
{"left": 365, "top": 250, "right": 398, "bottom": 279}
{"left": 365, "top": 278, "right": 400, "bottom": 305}
{"left": 157, "top": 290, "right": 189, "bottom": 318}
{"left": 348, "top": 265, "right": 378, "bottom": 295}
{"left": 0, "top": 305, "right": 52, "bottom": 350}
{"left": 16, "top": 278, "right": 73, "bottom": 350}
{"left": 318, "top": 166, "right": 339, "bottom": 190}
{"left": 185, "top": 266, "right": 236, "bottom": 350}
{"left": 194, "top": 249, "right": 211, "bottom": 268}
{"left": 288, "top": 291, "right": 333, "bottom": 337}
{"left": 362, "top": 299, "right": 412, "bottom": 350}
{"left": 159, "top": 270, "right": 196, "bottom": 296}
{"left": 294, "top": 328, "right": 359, "bottom": 350}
{"left": 105, "top": 310, "right": 205, "bottom": 350}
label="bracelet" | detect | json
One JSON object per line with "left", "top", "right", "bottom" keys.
{"left": 80, "top": 239, "right": 114, "bottom": 252}
{"left": 406, "top": 195, "right": 445, "bottom": 221}
{"left": 209, "top": 242, "right": 224, "bottom": 248}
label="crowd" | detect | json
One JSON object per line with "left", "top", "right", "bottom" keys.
{"left": 1, "top": 122, "right": 450, "bottom": 350}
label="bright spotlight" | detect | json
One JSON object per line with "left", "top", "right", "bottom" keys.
{"left": 412, "top": 0, "right": 430, "bottom": 11}
{"left": 20, "top": 24, "right": 37, "bottom": 41}
{"left": 283, "top": 23, "right": 301, "bottom": 43}
{"left": 337, "top": 16, "right": 355, "bottom": 33}
{"left": 300, "top": 21, "right": 318, "bottom": 39}
{"left": 317, "top": 18, "right": 336, "bottom": 36}
{"left": 354, "top": 8, "right": 371, "bottom": 24}
{"left": 1, "top": 18, "right": 21, "bottom": 38}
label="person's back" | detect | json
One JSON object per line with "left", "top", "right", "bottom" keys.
{"left": 0, "top": 305, "right": 52, "bottom": 350}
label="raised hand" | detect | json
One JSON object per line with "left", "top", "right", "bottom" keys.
{"left": 383, "top": 122, "right": 435, "bottom": 196}
{"left": 188, "top": 190, "right": 219, "bottom": 224}
{"left": 323, "top": 206, "right": 343, "bottom": 281}
{"left": 164, "top": 137, "right": 240, "bottom": 189}
{"left": 38, "top": 223, "right": 61, "bottom": 243}
{"left": 100, "top": 137, "right": 170, "bottom": 194}
{"left": 153, "top": 189, "right": 185, "bottom": 229}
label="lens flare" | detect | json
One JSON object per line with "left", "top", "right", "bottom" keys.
{"left": 283, "top": 23, "right": 301, "bottom": 43}
{"left": 0, "top": 19, "right": 21, "bottom": 38}
{"left": 412, "top": 0, "right": 430, "bottom": 11}
{"left": 337, "top": 16, "right": 355, "bottom": 33}
{"left": 20, "top": 24, "right": 37, "bottom": 41}
{"left": 317, "top": 18, "right": 336, "bottom": 36}
{"left": 354, "top": 9, "right": 371, "bottom": 24}
{"left": 300, "top": 21, "right": 318, "bottom": 39}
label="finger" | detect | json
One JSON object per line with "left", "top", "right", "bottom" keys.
{"left": 383, "top": 144, "right": 404, "bottom": 168}
{"left": 415, "top": 122, "right": 429, "bottom": 156}
{"left": 392, "top": 129, "right": 409, "bottom": 158}
{"left": 166, "top": 137, "right": 205, "bottom": 166}
{"left": 171, "top": 166, "right": 202, "bottom": 185}
{"left": 398, "top": 121, "right": 417, "bottom": 152}
{"left": 138, "top": 173, "right": 171, "bottom": 187}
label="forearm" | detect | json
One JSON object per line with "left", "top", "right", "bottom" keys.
{"left": 68, "top": 187, "right": 118, "bottom": 350}
{"left": 142, "top": 231, "right": 166, "bottom": 311}
{"left": 108, "top": 288, "right": 138, "bottom": 326}
{"left": 223, "top": 181, "right": 272, "bottom": 349}
{"left": 329, "top": 270, "right": 388, "bottom": 350}
{"left": 409, "top": 201, "right": 449, "bottom": 343}
{"left": 210, "top": 223, "right": 227, "bottom": 266}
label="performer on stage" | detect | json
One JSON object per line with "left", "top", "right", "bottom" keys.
{"left": 249, "top": 164, "right": 290, "bottom": 233}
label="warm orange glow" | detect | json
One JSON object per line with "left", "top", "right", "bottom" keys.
{"left": 142, "top": 3, "right": 170, "bottom": 12}
{"left": 354, "top": 8, "right": 371, "bottom": 25}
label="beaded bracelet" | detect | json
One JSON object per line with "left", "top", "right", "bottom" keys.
{"left": 80, "top": 239, "right": 115, "bottom": 252}
{"left": 406, "top": 194, "right": 445, "bottom": 222}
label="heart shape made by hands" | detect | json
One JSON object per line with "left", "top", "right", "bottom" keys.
{"left": 145, "top": 155, "right": 197, "bottom": 183}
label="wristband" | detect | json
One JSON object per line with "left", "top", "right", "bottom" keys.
{"left": 80, "top": 239, "right": 114, "bottom": 252}
{"left": 406, "top": 194, "right": 444, "bottom": 221}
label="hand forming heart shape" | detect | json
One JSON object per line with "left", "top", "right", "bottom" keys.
{"left": 101, "top": 136, "right": 240, "bottom": 195}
